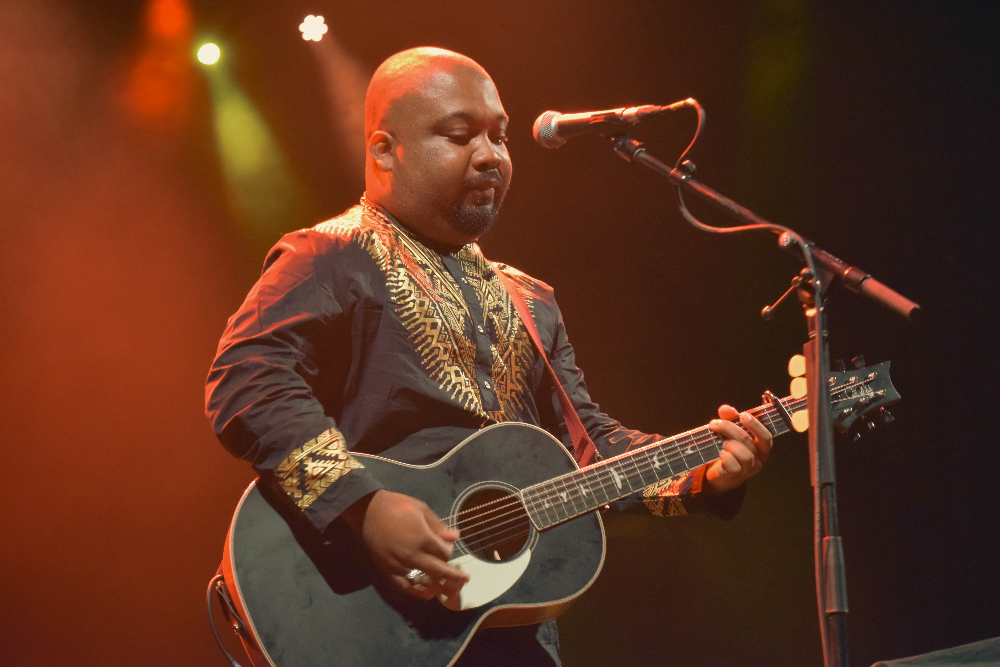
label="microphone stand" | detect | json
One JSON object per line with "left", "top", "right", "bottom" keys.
{"left": 609, "top": 134, "right": 918, "bottom": 667}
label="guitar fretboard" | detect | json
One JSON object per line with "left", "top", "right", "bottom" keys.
{"left": 519, "top": 397, "right": 802, "bottom": 530}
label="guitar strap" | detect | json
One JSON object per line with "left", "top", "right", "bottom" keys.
{"left": 492, "top": 264, "right": 600, "bottom": 468}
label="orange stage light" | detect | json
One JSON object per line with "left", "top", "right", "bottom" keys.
{"left": 123, "top": 0, "right": 194, "bottom": 128}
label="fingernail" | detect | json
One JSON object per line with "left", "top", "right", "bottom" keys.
{"left": 710, "top": 419, "right": 719, "bottom": 427}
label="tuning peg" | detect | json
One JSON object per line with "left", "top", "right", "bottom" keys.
{"left": 833, "top": 359, "right": 846, "bottom": 372}
{"left": 879, "top": 408, "right": 894, "bottom": 424}
{"left": 788, "top": 354, "right": 806, "bottom": 378}
{"left": 851, "top": 355, "right": 866, "bottom": 369}
{"left": 852, "top": 420, "right": 875, "bottom": 441}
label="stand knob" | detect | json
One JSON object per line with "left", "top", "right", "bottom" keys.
{"left": 851, "top": 355, "right": 866, "bottom": 369}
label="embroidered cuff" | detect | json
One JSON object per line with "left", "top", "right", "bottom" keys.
{"left": 274, "top": 427, "right": 366, "bottom": 510}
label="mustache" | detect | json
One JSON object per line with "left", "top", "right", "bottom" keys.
{"left": 466, "top": 170, "right": 503, "bottom": 189}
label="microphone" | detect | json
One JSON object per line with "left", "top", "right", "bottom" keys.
{"left": 532, "top": 99, "right": 694, "bottom": 149}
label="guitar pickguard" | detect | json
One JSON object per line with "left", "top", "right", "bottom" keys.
{"left": 440, "top": 549, "right": 533, "bottom": 611}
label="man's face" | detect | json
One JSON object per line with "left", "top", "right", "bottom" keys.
{"left": 388, "top": 66, "right": 512, "bottom": 241}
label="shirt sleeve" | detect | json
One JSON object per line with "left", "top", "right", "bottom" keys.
{"left": 205, "top": 232, "right": 384, "bottom": 534}
{"left": 536, "top": 301, "right": 744, "bottom": 519}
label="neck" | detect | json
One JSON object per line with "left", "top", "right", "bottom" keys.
{"left": 520, "top": 397, "right": 800, "bottom": 530}
{"left": 364, "top": 194, "right": 476, "bottom": 251}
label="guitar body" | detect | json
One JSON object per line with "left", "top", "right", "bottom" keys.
{"left": 223, "top": 422, "right": 607, "bottom": 667}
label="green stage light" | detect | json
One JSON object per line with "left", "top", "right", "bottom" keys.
{"left": 197, "top": 43, "right": 221, "bottom": 65}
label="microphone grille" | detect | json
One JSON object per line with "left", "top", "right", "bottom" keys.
{"left": 532, "top": 111, "right": 565, "bottom": 149}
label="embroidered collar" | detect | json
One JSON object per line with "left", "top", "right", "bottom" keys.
{"left": 361, "top": 196, "right": 470, "bottom": 257}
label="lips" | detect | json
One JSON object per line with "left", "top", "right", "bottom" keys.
{"left": 466, "top": 169, "right": 503, "bottom": 193}
{"left": 467, "top": 180, "right": 500, "bottom": 192}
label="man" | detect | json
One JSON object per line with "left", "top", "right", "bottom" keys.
{"left": 206, "top": 47, "right": 772, "bottom": 666}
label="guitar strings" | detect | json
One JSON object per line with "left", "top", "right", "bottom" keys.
{"left": 456, "top": 384, "right": 872, "bottom": 552}
{"left": 447, "top": 390, "right": 809, "bottom": 535}
{"left": 445, "top": 395, "right": 793, "bottom": 527}
{"left": 519, "top": 376, "right": 874, "bottom": 516}
{"left": 442, "top": 398, "right": 787, "bottom": 526}
{"left": 516, "top": 382, "right": 869, "bottom": 526}
{"left": 448, "top": 396, "right": 788, "bottom": 540}
{"left": 449, "top": 403, "right": 777, "bottom": 542}
{"left": 442, "top": 378, "right": 878, "bottom": 554}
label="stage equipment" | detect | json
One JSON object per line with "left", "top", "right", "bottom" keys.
{"left": 871, "top": 636, "right": 1000, "bottom": 666}
{"left": 589, "top": 98, "right": 918, "bottom": 667}
{"left": 532, "top": 100, "right": 694, "bottom": 149}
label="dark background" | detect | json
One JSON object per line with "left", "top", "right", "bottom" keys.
{"left": 2, "top": 1, "right": 997, "bottom": 665}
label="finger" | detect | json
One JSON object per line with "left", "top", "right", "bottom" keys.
{"left": 724, "top": 441, "right": 755, "bottom": 469}
{"left": 411, "top": 552, "right": 469, "bottom": 588}
{"left": 390, "top": 574, "right": 436, "bottom": 600}
{"left": 717, "top": 404, "right": 739, "bottom": 420}
{"left": 739, "top": 413, "right": 773, "bottom": 459}
{"left": 718, "top": 449, "right": 742, "bottom": 475}
{"left": 401, "top": 567, "right": 461, "bottom": 601}
{"left": 419, "top": 531, "right": 456, "bottom": 564}
{"left": 710, "top": 419, "right": 758, "bottom": 457}
{"left": 437, "top": 573, "right": 466, "bottom": 600}
{"left": 421, "top": 506, "right": 460, "bottom": 552}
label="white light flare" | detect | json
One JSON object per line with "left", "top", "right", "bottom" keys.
{"left": 299, "top": 15, "right": 328, "bottom": 42}
{"left": 197, "top": 43, "right": 221, "bottom": 65}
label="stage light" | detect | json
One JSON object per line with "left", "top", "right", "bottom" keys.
{"left": 299, "top": 15, "right": 328, "bottom": 42}
{"left": 197, "top": 43, "right": 221, "bottom": 65}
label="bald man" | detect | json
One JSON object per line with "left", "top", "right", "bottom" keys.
{"left": 207, "top": 47, "right": 771, "bottom": 666}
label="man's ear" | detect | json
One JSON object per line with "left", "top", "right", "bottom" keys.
{"left": 369, "top": 131, "right": 396, "bottom": 172}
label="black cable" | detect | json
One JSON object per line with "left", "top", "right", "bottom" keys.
{"left": 671, "top": 100, "right": 829, "bottom": 660}
{"left": 670, "top": 100, "right": 821, "bottom": 296}
{"left": 206, "top": 573, "right": 245, "bottom": 667}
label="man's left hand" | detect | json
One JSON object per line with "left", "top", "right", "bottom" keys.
{"left": 704, "top": 404, "right": 773, "bottom": 494}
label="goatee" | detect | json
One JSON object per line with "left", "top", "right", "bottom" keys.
{"left": 446, "top": 199, "right": 502, "bottom": 237}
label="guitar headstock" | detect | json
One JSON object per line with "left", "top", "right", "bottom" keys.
{"left": 829, "top": 360, "right": 900, "bottom": 435}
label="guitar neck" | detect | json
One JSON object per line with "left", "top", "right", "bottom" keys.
{"left": 521, "top": 396, "right": 803, "bottom": 530}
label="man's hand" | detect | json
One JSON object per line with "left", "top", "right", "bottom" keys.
{"left": 342, "top": 490, "right": 469, "bottom": 601}
{"left": 704, "top": 404, "right": 773, "bottom": 494}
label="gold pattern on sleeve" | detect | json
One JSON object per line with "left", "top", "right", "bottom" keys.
{"left": 641, "top": 470, "right": 699, "bottom": 517}
{"left": 274, "top": 427, "right": 364, "bottom": 509}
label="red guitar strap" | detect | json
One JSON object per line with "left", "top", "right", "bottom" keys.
{"left": 492, "top": 265, "right": 599, "bottom": 468}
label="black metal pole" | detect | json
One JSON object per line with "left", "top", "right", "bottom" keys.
{"left": 803, "top": 290, "right": 850, "bottom": 667}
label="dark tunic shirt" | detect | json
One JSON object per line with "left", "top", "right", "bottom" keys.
{"left": 205, "top": 199, "right": 744, "bottom": 666}
{"left": 206, "top": 199, "right": 737, "bottom": 536}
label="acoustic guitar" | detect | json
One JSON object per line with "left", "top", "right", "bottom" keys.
{"left": 218, "top": 361, "right": 898, "bottom": 667}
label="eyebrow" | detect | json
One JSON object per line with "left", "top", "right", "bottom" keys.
{"left": 435, "top": 111, "right": 509, "bottom": 125}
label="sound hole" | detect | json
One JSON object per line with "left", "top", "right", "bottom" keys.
{"left": 457, "top": 488, "right": 531, "bottom": 562}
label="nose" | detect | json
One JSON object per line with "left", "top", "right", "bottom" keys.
{"left": 471, "top": 135, "right": 504, "bottom": 172}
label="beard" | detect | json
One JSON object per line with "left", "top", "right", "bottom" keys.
{"left": 445, "top": 170, "right": 507, "bottom": 238}
{"left": 445, "top": 197, "right": 502, "bottom": 237}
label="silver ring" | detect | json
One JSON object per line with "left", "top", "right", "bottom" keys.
{"left": 405, "top": 568, "right": 427, "bottom": 584}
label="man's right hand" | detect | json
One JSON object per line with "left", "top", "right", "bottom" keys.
{"left": 342, "top": 490, "right": 469, "bottom": 601}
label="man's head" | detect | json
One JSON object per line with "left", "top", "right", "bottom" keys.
{"left": 364, "top": 47, "right": 511, "bottom": 246}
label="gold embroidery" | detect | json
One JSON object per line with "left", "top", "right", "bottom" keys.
{"left": 312, "top": 200, "right": 538, "bottom": 422}
{"left": 275, "top": 427, "right": 364, "bottom": 509}
{"left": 641, "top": 471, "right": 698, "bottom": 517}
